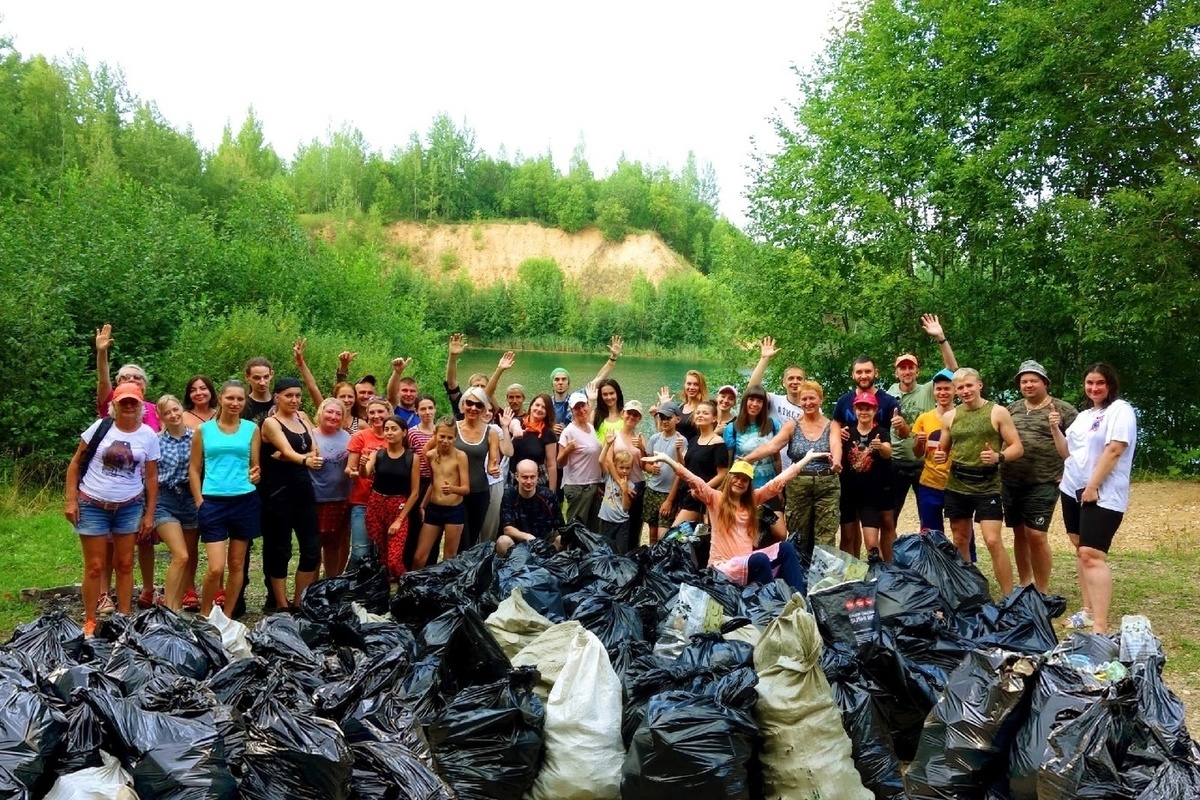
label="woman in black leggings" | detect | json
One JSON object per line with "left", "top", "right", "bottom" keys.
{"left": 258, "top": 377, "right": 322, "bottom": 611}
{"left": 454, "top": 386, "right": 500, "bottom": 549}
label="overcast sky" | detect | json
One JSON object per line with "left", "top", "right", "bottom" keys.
{"left": 2, "top": 1, "right": 843, "bottom": 227}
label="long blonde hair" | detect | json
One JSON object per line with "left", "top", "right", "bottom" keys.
{"left": 714, "top": 472, "right": 758, "bottom": 544}
{"left": 679, "top": 370, "right": 709, "bottom": 404}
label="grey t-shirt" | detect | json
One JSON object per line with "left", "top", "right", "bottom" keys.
{"left": 646, "top": 432, "right": 687, "bottom": 493}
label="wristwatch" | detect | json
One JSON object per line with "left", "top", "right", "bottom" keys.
{"left": 997, "top": 452, "right": 1006, "bottom": 463}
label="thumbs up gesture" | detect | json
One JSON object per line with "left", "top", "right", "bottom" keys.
{"left": 980, "top": 442, "right": 999, "bottom": 466}
{"left": 890, "top": 407, "right": 903, "bottom": 430}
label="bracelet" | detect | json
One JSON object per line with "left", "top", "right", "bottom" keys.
{"left": 937, "top": 337, "right": 948, "bottom": 344}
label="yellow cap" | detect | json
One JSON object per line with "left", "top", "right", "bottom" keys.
{"left": 729, "top": 460, "right": 755, "bottom": 479}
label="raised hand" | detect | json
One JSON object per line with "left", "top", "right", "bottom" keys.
{"left": 1048, "top": 409, "right": 1062, "bottom": 429}
{"left": 890, "top": 407, "right": 904, "bottom": 430}
{"left": 759, "top": 335, "right": 780, "bottom": 359}
{"left": 604, "top": 429, "right": 616, "bottom": 445}
{"left": 448, "top": 333, "right": 467, "bottom": 356}
{"left": 658, "top": 385, "right": 672, "bottom": 404}
{"left": 95, "top": 323, "right": 113, "bottom": 353}
{"left": 391, "top": 356, "right": 411, "bottom": 372}
{"left": 498, "top": 350, "right": 516, "bottom": 370}
{"left": 338, "top": 351, "right": 358, "bottom": 371}
{"left": 293, "top": 337, "right": 307, "bottom": 366}
{"left": 608, "top": 335, "right": 623, "bottom": 360}
{"left": 922, "top": 314, "right": 946, "bottom": 341}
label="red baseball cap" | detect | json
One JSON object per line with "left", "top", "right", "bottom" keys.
{"left": 852, "top": 390, "right": 878, "bottom": 408}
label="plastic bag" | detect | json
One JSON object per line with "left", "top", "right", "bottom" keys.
{"left": 349, "top": 739, "right": 455, "bottom": 800}
{"left": 892, "top": 531, "right": 991, "bottom": 611}
{"left": 420, "top": 605, "right": 512, "bottom": 692}
{"left": 246, "top": 615, "right": 324, "bottom": 690}
{"left": 343, "top": 557, "right": 392, "bottom": 615}
{"left": 527, "top": 628, "right": 624, "bottom": 800}
{"left": 241, "top": 696, "right": 353, "bottom": 800}
{"left": 868, "top": 561, "right": 950, "bottom": 628}
{"left": 971, "top": 584, "right": 1060, "bottom": 654}
{"left": 205, "top": 606, "right": 251, "bottom": 660}
{"left": 0, "top": 681, "right": 67, "bottom": 799}
{"left": 740, "top": 579, "right": 797, "bottom": 629}
{"left": 1120, "top": 615, "right": 1163, "bottom": 664}
{"left": 654, "top": 584, "right": 724, "bottom": 658}
{"left": 806, "top": 544, "right": 868, "bottom": 593}
{"left": 43, "top": 751, "right": 138, "bottom": 800}
{"left": 557, "top": 518, "right": 609, "bottom": 553}
{"left": 621, "top": 668, "right": 760, "bottom": 800}
{"left": 313, "top": 644, "right": 411, "bottom": 720}
{"left": 495, "top": 550, "right": 566, "bottom": 622}
{"left": 124, "top": 606, "right": 227, "bottom": 680}
{"left": 484, "top": 588, "right": 554, "bottom": 659}
{"left": 566, "top": 589, "right": 645, "bottom": 651}
{"left": 428, "top": 667, "right": 546, "bottom": 800}
{"left": 511, "top": 621, "right": 586, "bottom": 703}
{"left": 906, "top": 648, "right": 1038, "bottom": 799}
{"left": 6, "top": 611, "right": 87, "bottom": 671}
{"left": 822, "top": 643, "right": 906, "bottom": 800}
{"left": 85, "top": 688, "right": 237, "bottom": 800}
{"left": 809, "top": 580, "right": 881, "bottom": 649}
{"left": 754, "top": 594, "right": 872, "bottom": 800}
{"left": 678, "top": 631, "right": 755, "bottom": 673}
{"left": 1009, "top": 661, "right": 1109, "bottom": 799}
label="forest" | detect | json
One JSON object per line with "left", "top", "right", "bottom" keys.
{"left": 3, "top": 0, "right": 1200, "bottom": 473}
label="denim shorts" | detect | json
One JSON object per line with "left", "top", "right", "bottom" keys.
{"left": 198, "top": 492, "right": 262, "bottom": 544}
{"left": 76, "top": 495, "right": 145, "bottom": 537}
{"left": 154, "top": 485, "right": 198, "bottom": 529}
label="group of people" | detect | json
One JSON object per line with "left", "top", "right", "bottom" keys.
{"left": 63, "top": 318, "right": 1136, "bottom": 636}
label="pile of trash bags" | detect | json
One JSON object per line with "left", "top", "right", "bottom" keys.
{"left": 2, "top": 526, "right": 1198, "bottom": 800}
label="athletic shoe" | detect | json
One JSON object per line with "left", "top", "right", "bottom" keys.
{"left": 137, "top": 588, "right": 157, "bottom": 609}
{"left": 1062, "top": 609, "right": 1094, "bottom": 629}
{"left": 181, "top": 590, "right": 200, "bottom": 612}
{"left": 82, "top": 619, "right": 96, "bottom": 638}
{"left": 96, "top": 594, "right": 116, "bottom": 618}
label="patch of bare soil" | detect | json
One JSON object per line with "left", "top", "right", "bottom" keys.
{"left": 385, "top": 221, "right": 692, "bottom": 297}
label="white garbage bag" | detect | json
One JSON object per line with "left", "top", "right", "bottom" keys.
{"left": 486, "top": 587, "right": 554, "bottom": 659}
{"left": 526, "top": 628, "right": 624, "bottom": 800}
{"left": 207, "top": 605, "right": 251, "bottom": 660}
{"left": 44, "top": 751, "right": 139, "bottom": 800}
{"left": 511, "top": 621, "right": 585, "bottom": 703}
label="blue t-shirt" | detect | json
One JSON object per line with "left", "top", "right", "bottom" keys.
{"left": 832, "top": 388, "right": 901, "bottom": 431}
{"left": 723, "top": 418, "right": 780, "bottom": 489}
{"left": 200, "top": 419, "right": 256, "bottom": 496}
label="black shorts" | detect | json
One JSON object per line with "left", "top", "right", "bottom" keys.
{"left": 1060, "top": 490, "right": 1123, "bottom": 553}
{"left": 839, "top": 483, "right": 888, "bottom": 528}
{"left": 1001, "top": 482, "right": 1061, "bottom": 531}
{"left": 198, "top": 492, "right": 261, "bottom": 543}
{"left": 944, "top": 489, "right": 1004, "bottom": 523}
{"left": 424, "top": 502, "right": 466, "bottom": 527}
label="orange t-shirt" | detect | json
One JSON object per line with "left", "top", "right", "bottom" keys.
{"left": 347, "top": 428, "right": 386, "bottom": 505}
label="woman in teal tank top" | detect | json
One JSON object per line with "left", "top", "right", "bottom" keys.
{"left": 188, "top": 381, "right": 261, "bottom": 616}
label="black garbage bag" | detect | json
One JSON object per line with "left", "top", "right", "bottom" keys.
{"left": 1135, "top": 758, "right": 1200, "bottom": 800}
{"left": 621, "top": 667, "right": 760, "bottom": 800}
{"left": 46, "top": 661, "right": 123, "bottom": 704}
{"left": 972, "top": 585, "right": 1060, "bottom": 654}
{"left": 1036, "top": 685, "right": 1130, "bottom": 800}
{"left": 893, "top": 531, "right": 991, "bottom": 611}
{"left": 557, "top": 518, "right": 609, "bottom": 553}
{"left": 609, "top": 638, "right": 655, "bottom": 687}
{"left": 133, "top": 674, "right": 248, "bottom": 774}
{"left": 821, "top": 643, "right": 906, "bottom": 800}
{"left": 342, "top": 692, "right": 433, "bottom": 761}
{"left": 678, "top": 632, "right": 755, "bottom": 673}
{"left": 6, "top": 611, "right": 86, "bottom": 671}
{"left": 105, "top": 642, "right": 181, "bottom": 696}
{"left": 55, "top": 699, "right": 106, "bottom": 774}
{"left": 358, "top": 621, "right": 418, "bottom": 658}
{"left": 0, "top": 681, "right": 67, "bottom": 798}
{"left": 575, "top": 546, "right": 641, "bottom": 594}
{"left": 299, "top": 575, "right": 354, "bottom": 622}
{"left": 895, "top": 620, "right": 978, "bottom": 685}
{"left": 740, "top": 578, "right": 795, "bottom": 629}
{"left": 869, "top": 560, "right": 951, "bottom": 629}
{"left": 247, "top": 615, "right": 325, "bottom": 691}
{"left": 857, "top": 629, "right": 941, "bottom": 760}
{"left": 692, "top": 570, "right": 748, "bottom": 617}
{"left": 241, "top": 696, "right": 353, "bottom": 800}
{"left": 540, "top": 547, "right": 582, "bottom": 588}
{"left": 313, "top": 644, "right": 410, "bottom": 721}
{"left": 1051, "top": 631, "right": 1120, "bottom": 664}
{"left": 428, "top": 667, "right": 546, "bottom": 800}
{"left": 394, "top": 654, "right": 445, "bottom": 725}
{"left": 351, "top": 739, "right": 456, "bottom": 800}
{"left": 810, "top": 580, "right": 881, "bottom": 649}
{"left": 0, "top": 648, "right": 40, "bottom": 686}
{"left": 906, "top": 648, "right": 1038, "bottom": 800}
{"left": 204, "top": 657, "right": 270, "bottom": 711}
{"left": 566, "top": 589, "right": 645, "bottom": 651}
{"left": 1133, "top": 656, "right": 1194, "bottom": 760}
{"left": 495, "top": 553, "right": 566, "bottom": 622}
{"left": 647, "top": 535, "right": 704, "bottom": 581}
{"left": 420, "top": 605, "right": 511, "bottom": 692}
{"left": 344, "top": 556, "right": 392, "bottom": 615}
{"left": 86, "top": 687, "right": 237, "bottom": 799}
{"left": 126, "top": 606, "right": 228, "bottom": 680}
{"left": 621, "top": 660, "right": 713, "bottom": 747}
{"left": 1009, "top": 660, "right": 1109, "bottom": 799}
{"left": 391, "top": 550, "right": 483, "bottom": 626}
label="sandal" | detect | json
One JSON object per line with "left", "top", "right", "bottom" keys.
{"left": 1062, "top": 609, "right": 1093, "bottom": 629}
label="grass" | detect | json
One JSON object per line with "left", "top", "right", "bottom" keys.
{"left": 474, "top": 336, "right": 722, "bottom": 362}
{"left": 0, "top": 484, "right": 79, "bottom": 635}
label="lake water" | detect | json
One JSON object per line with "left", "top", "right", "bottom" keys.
{"left": 455, "top": 348, "right": 725, "bottom": 433}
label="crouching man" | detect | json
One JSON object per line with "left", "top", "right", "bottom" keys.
{"left": 496, "top": 459, "right": 562, "bottom": 556}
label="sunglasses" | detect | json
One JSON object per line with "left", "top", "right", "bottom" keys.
{"left": 464, "top": 399, "right": 485, "bottom": 409}
{"left": 117, "top": 374, "right": 146, "bottom": 383}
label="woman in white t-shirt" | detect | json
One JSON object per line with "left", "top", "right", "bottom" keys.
{"left": 64, "top": 382, "right": 160, "bottom": 636}
{"left": 1056, "top": 363, "right": 1137, "bottom": 634}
